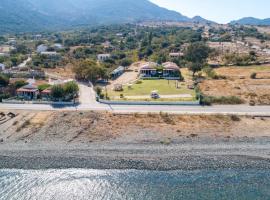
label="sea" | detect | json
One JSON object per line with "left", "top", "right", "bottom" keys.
{"left": 0, "top": 169, "right": 270, "bottom": 200}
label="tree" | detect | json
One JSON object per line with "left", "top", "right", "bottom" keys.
{"left": 188, "top": 62, "right": 204, "bottom": 77}
{"left": 13, "top": 80, "right": 27, "bottom": 89}
{"left": 120, "top": 58, "right": 132, "bottom": 67}
{"left": 0, "top": 74, "right": 9, "bottom": 87}
{"left": 51, "top": 85, "right": 65, "bottom": 100}
{"left": 73, "top": 59, "right": 106, "bottom": 83}
{"left": 64, "top": 81, "right": 79, "bottom": 98}
{"left": 185, "top": 42, "right": 210, "bottom": 76}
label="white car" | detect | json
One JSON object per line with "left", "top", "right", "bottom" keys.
{"left": 151, "top": 91, "right": 160, "bottom": 99}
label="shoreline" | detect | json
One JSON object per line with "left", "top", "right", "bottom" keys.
{"left": 1, "top": 141, "right": 270, "bottom": 170}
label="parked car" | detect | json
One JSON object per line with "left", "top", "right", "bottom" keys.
{"left": 151, "top": 91, "right": 160, "bottom": 99}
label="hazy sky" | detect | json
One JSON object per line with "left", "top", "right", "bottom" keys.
{"left": 150, "top": 0, "right": 269, "bottom": 23}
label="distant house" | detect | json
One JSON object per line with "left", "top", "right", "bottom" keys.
{"left": 41, "top": 88, "right": 51, "bottom": 100}
{"left": 0, "top": 45, "right": 12, "bottom": 56}
{"left": 34, "top": 34, "right": 42, "bottom": 40}
{"left": 97, "top": 54, "right": 111, "bottom": 62}
{"left": 111, "top": 66, "right": 125, "bottom": 79}
{"left": 0, "top": 63, "right": 5, "bottom": 71}
{"left": 37, "top": 44, "right": 48, "bottom": 53}
{"left": 17, "top": 84, "right": 39, "bottom": 100}
{"left": 40, "top": 51, "right": 59, "bottom": 56}
{"left": 169, "top": 52, "right": 183, "bottom": 59}
{"left": 53, "top": 43, "right": 63, "bottom": 50}
{"left": 162, "top": 62, "right": 180, "bottom": 79}
{"left": 102, "top": 41, "right": 112, "bottom": 48}
{"left": 7, "top": 39, "right": 16, "bottom": 46}
{"left": 139, "top": 62, "right": 158, "bottom": 78}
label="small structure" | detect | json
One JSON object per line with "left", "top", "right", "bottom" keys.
{"left": 17, "top": 84, "right": 39, "bottom": 100}
{"left": 97, "top": 54, "right": 111, "bottom": 62}
{"left": 0, "top": 63, "right": 5, "bottom": 71}
{"left": 41, "top": 88, "right": 51, "bottom": 100}
{"left": 53, "top": 43, "right": 63, "bottom": 50}
{"left": 37, "top": 44, "right": 48, "bottom": 53}
{"left": 0, "top": 45, "right": 11, "bottom": 56}
{"left": 113, "top": 84, "right": 123, "bottom": 91}
{"left": 111, "top": 66, "right": 125, "bottom": 79}
{"left": 139, "top": 62, "right": 158, "bottom": 78}
{"left": 102, "top": 41, "right": 112, "bottom": 48}
{"left": 40, "top": 51, "right": 59, "bottom": 56}
{"left": 162, "top": 62, "right": 180, "bottom": 79}
{"left": 49, "top": 78, "right": 74, "bottom": 86}
{"left": 169, "top": 52, "right": 183, "bottom": 59}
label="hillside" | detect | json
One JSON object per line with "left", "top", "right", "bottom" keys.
{"left": 231, "top": 17, "right": 270, "bottom": 26}
{"left": 0, "top": 0, "right": 190, "bottom": 33}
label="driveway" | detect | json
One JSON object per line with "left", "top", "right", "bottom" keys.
{"left": 78, "top": 82, "right": 99, "bottom": 105}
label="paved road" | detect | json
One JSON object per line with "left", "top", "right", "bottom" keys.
{"left": 1, "top": 102, "right": 270, "bottom": 116}
{"left": 18, "top": 57, "right": 32, "bottom": 68}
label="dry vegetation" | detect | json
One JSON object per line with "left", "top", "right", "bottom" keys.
{"left": 199, "top": 66, "right": 270, "bottom": 105}
{"left": 0, "top": 111, "right": 269, "bottom": 145}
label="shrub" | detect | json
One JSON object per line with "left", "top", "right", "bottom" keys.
{"left": 231, "top": 115, "right": 241, "bottom": 122}
{"left": 250, "top": 72, "right": 257, "bottom": 79}
{"left": 12, "top": 80, "right": 28, "bottom": 89}
{"left": 63, "top": 81, "right": 79, "bottom": 97}
{"left": 0, "top": 74, "right": 9, "bottom": 87}
{"left": 135, "top": 80, "right": 142, "bottom": 84}
{"left": 0, "top": 94, "right": 10, "bottom": 102}
{"left": 51, "top": 85, "right": 65, "bottom": 100}
{"left": 94, "top": 86, "right": 102, "bottom": 96}
{"left": 38, "top": 84, "right": 51, "bottom": 91}
{"left": 201, "top": 96, "right": 244, "bottom": 105}
{"left": 160, "top": 112, "right": 175, "bottom": 124}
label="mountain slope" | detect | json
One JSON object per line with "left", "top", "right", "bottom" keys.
{"left": 191, "top": 16, "right": 216, "bottom": 24}
{"left": 0, "top": 0, "right": 190, "bottom": 33}
{"left": 231, "top": 17, "right": 270, "bottom": 25}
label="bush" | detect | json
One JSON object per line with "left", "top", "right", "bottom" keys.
{"left": 201, "top": 96, "right": 244, "bottom": 105}
{"left": 13, "top": 80, "right": 28, "bottom": 89}
{"left": 63, "top": 81, "right": 79, "bottom": 97}
{"left": 135, "top": 80, "right": 142, "bottom": 84}
{"left": 231, "top": 115, "right": 241, "bottom": 122}
{"left": 38, "top": 84, "right": 51, "bottom": 91}
{"left": 51, "top": 85, "right": 65, "bottom": 100}
{"left": 94, "top": 86, "right": 102, "bottom": 96}
{"left": 0, "top": 94, "right": 10, "bottom": 102}
{"left": 250, "top": 72, "right": 257, "bottom": 79}
{"left": 0, "top": 74, "right": 9, "bottom": 87}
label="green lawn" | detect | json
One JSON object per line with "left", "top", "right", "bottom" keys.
{"left": 106, "top": 79, "right": 196, "bottom": 101}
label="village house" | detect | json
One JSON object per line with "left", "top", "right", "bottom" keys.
{"left": 16, "top": 84, "right": 39, "bottom": 100}
{"left": 41, "top": 88, "right": 51, "bottom": 100}
{"left": 102, "top": 41, "right": 112, "bottom": 49}
{"left": 0, "top": 63, "right": 5, "bottom": 71}
{"left": 0, "top": 45, "right": 12, "bottom": 57}
{"left": 110, "top": 66, "right": 125, "bottom": 79}
{"left": 139, "top": 62, "right": 158, "bottom": 78}
{"left": 139, "top": 62, "right": 181, "bottom": 80}
{"left": 162, "top": 62, "right": 180, "bottom": 79}
{"left": 97, "top": 54, "right": 111, "bottom": 62}
{"left": 53, "top": 43, "right": 63, "bottom": 50}
{"left": 37, "top": 44, "right": 48, "bottom": 53}
{"left": 169, "top": 52, "right": 183, "bottom": 59}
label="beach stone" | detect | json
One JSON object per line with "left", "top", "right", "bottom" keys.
{"left": 0, "top": 139, "right": 3, "bottom": 143}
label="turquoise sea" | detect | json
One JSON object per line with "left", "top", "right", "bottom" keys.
{"left": 0, "top": 169, "right": 270, "bottom": 200}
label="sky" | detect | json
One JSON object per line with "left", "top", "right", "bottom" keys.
{"left": 150, "top": 0, "right": 270, "bottom": 23}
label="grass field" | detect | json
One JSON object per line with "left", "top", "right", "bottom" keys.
{"left": 106, "top": 79, "right": 196, "bottom": 101}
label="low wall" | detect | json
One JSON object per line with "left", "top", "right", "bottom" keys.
{"left": 2, "top": 99, "right": 77, "bottom": 106}
{"left": 99, "top": 99, "right": 200, "bottom": 106}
